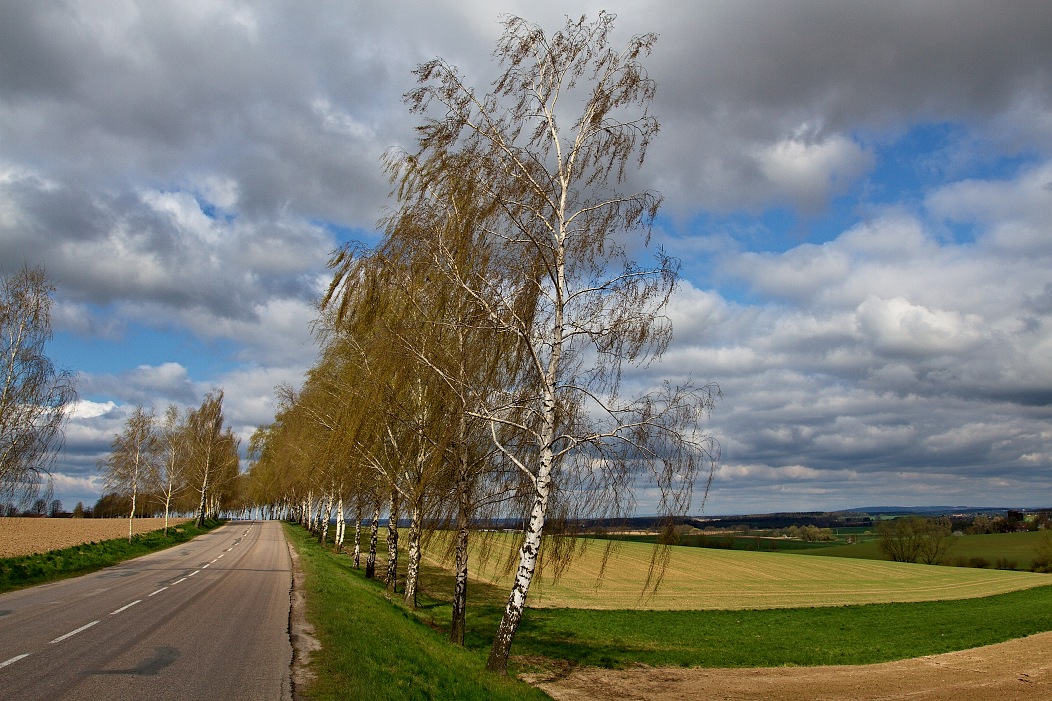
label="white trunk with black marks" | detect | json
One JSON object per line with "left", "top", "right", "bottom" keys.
{"left": 365, "top": 504, "right": 380, "bottom": 578}
{"left": 353, "top": 506, "right": 363, "bottom": 568}
{"left": 319, "top": 492, "right": 332, "bottom": 545}
{"left": 450, "top": 413, "right": 471, "bottom": 644}
{"left": 403, "top": 503, "right": 421, "bottom": 608}
{"left": 487, "top": 243, "right": 564, "bottom": 672}
{"left": 386, "top": 489, "right": 400, "bottom": 593}
{"left": 485, "top": 439, "right": 554, "bottom": 671}
{"left": 334, "top": 498, "right": 345, "bottom": 551}
{"left": 127, "top": 480, "right": 137, "bottom": 543}
{"left": 194, "top": 465, "right": 210, "bottom": 528}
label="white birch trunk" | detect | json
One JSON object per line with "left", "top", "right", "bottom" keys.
{"left": 353, "top": 506, "right": 362, "bottom": 568}
{"left": 403, "top": 503, "right": 421, "bottom": 608}
{"left": 365, "top": 504, "right": 380, "bottom": 578}
{"left": 386, "top": 489, "right": 400, "bottom": 593}
{"left": 334, "top": 498, "right": 345, "bottom": 551}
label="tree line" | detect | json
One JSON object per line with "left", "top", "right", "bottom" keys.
{"left": 97, "top": 390, "right": 242, "bottom": 540}
{"left": 245, "top": 12, "right": 720, "bottom": 674}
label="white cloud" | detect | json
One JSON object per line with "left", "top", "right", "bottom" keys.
{"left": 756, "top": 131, "right": 873, "bottom": 212}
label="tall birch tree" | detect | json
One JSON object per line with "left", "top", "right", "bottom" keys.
{"left": 99, "top": 405, "right": 160, "bottom": 542}
{"left": 396, "top": 12, "right": 720, "bottom": 673}
{"left": 0, "top": 265, "right": 76, "bottom": 507}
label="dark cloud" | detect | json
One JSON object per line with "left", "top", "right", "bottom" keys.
{"left": 2, "top": 1, "right": 1051, "bottom": 511}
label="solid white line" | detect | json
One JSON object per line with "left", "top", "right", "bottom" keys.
{"left": 110, "top": 600, "right": 141, "bottom": 615}
{"left": 171, "top": 577, "right": 187, "bottom": 585}
{"left": 149, "top": 586, "right": 168, "bottom": 597}
{"left": 0, "top": 653, "right": 29, "bottom": 669}
{"left": 49, "top": 620, "right": 99, "bottom": 644}
{"left": 188, "top": 570, "right": 200, "bottom": 577}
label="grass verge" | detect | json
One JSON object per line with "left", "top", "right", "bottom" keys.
{"left": 0, "top": 519, "right": 223, "bottom": 593}
{"left": 282, "top": 523, "right": 550, "bottom": 701}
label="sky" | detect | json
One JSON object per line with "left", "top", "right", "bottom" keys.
{"left": 2, "top": 1, "right": 1051, "bottom": 515}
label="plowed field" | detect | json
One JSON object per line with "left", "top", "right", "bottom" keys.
{"left": 0, "top": 517, "right": 192, "bottom": 557}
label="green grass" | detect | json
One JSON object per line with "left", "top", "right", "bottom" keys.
{"left": 0, "top": 520, "right": 223, "bottom": 593}
{"left": 283, "top": 524, "right": 550, "bottom": 701}
{"left": 501, "top": 586, "right": 1052, "bottom": 667}
{"left": 800, "top": 531, "right": 1045, "bottom": 569}
{"left": 299, "top": 525, "right": 1052, "bottom": 679}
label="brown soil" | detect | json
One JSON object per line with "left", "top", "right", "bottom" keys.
{"left": 0, "top": 517, "right": 192, "bottom": 557}
{"left": 527, "top": 631, "right": 1052, "bottom": 700}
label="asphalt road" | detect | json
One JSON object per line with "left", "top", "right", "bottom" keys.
{"left": 0, "top": 520, "right": 293, "bottom": 701}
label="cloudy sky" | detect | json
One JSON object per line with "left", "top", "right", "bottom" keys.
{"left": 2, "top": 1, "right": 1051, "bottom": 515}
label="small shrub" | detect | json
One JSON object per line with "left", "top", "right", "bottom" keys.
{"left": 969, "top": 557, "right": 990, "bottom": 569}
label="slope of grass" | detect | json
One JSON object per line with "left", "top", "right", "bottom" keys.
{"left": 409, "top": 547, "right": 1052, "bottom": 669}
{"left": 421, "top": 532, "right": 1050, "bottom": 610}
{"left": 283, "top": 524, "right": 549, "bottom": 701}
{"left": 0, "top": 520, "right": 222, "bottom": 593}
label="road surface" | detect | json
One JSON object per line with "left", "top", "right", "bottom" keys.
{"left": 0, "top": 520, "right": 293, "bottom": 701}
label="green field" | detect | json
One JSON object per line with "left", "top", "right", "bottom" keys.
{"left": 289, "top": 524, "right": 1052, "bottom": 686}
{"left": 802, "top": 530, "right": 1045, "bottom": 569}
{"left": 421, "top": 532, "right": 1050, "bottom": 610}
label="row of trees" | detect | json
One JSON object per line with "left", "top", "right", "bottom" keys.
{"left": 98, "top": 390, "right": 242, "bottom": 540}
{"left": 247, "top": 12, "right": 720, "bottom": 673}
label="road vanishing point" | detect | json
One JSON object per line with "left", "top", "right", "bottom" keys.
{"left": 0, "top": 521, "right": 293, "bottom": 700}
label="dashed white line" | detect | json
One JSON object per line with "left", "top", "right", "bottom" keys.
{"left": 148, "top": 586, "right": 168, "bottom": 597}
{"left": 202, "top": 563, "right": 210, "bottom": 568}
{"left": 171, "top": 577, "right": 187, "bottom": 585}
{"left": 0, "top": 653, "right": 29, "bottom": 669}
{"left": 110, "top": 600, "right": 141, "bottom": 615}
{"left": 49, "top": 620, "right": 99, "bottom": 644}
{"left": 188, "top": 570, "right": 200, "bottom": 577}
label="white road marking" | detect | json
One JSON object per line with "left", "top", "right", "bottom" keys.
{"left": 171, "top": 577, "right": 187, "bottom": 585}
{"left": 188, "top": 570, "right": 200, "bottom": 577}
{"left": 0, "top": 653, "right": 29, "bottom": 669}
{"left": 110, "top": 600, "right": 141, "bottom": 615}
{"left": 202, "top": 563, "right": 210, "bottom": 568}
{"left": 49, "top": 620, "right": 99, "bottom": 643}
{"left": 148, "top": 587, "right": 168, "bottom": 597}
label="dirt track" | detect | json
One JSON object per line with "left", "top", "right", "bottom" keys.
{"left": 529, "top": 631, "right": 1052, "bottom": 700}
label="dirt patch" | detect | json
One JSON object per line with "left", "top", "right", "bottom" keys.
{"left": 286, "top": 536, "right": 320, "bottom": 701}
{"left": 526, "top": 631, "right": 1052, "bottom": 700}
{"left": 0, "top": 517, "right": 192, "bottom": 557}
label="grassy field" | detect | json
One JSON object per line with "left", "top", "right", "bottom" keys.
{"left": 803, "top": 530, "right": 1045, "bottom": 569}
{"left": 420, "top": 532, "right": 1050, "bottom": 610}
{"left": 292, "top": 524, "right": 1052, "bottom": 679}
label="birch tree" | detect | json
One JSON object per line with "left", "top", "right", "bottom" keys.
{"left": 157, "top": 404, "right": 189, "bottom": 534}
{"left": 0, "top": 265, "right": 76, "bottom": 507}
{"left": 396, "top": 12, "right": 720, "bottom": 673}
{"left": 99, "top": 405, "right": 160, "bottom": 542}
{"left": 186, "top": 389, "right": 239, "bottom": 527}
